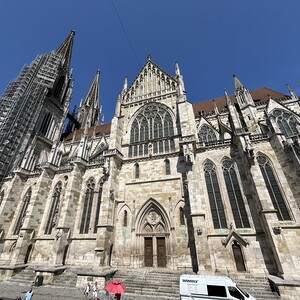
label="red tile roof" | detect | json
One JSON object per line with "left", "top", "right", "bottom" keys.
{"left": 65, "top": 123, "right": 111, "bottom": 141}
{"left": 192, "top": 87, "right": 288, "bottom": 116}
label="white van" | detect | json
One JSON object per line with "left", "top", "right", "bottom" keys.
{"left": 180, "top": 274, "right": 256, "bottom": 300}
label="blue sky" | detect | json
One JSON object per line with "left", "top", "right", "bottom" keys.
{"left": 1, "top": 1, "right": 300, "bottom": 123}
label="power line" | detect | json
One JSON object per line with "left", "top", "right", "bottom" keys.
{"left": 110, "top": 0, "right": 141, "bottom": 68}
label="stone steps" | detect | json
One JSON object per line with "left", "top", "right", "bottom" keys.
{"left": 230, "top": 275, "right": 280, "bottom": 300}
{"left": 52, "top": 269, "right": 77, "bottom": 287}
{"left": 7, "top": 268, "right": 35, "bottom": 286}
{"left": 111, "top": 269, "right": 180, "bottom": 299}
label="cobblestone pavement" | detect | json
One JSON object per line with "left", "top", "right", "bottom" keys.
{"left": 0, "top": 281, "right": 175, "bottom": 300}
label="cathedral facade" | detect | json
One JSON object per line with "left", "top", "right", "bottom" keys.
{"left": 0, "top": 32, "right": 300, "bottom": 296}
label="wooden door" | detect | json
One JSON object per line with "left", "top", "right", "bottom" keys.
{"left": 232, "top": 242, "right": 246, "bottom": 272}
{"left": 157, "top": 237, "right": 166, "bottom": 267}
{"left": 144, "top": 237, "right": 153, "bottom": 267}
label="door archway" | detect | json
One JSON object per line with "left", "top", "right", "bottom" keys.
{"left": 135, "top": 199, "right": 171, "bottom": 268}
{"left": 232, "top": 241, "right": 246, "bottom": 272}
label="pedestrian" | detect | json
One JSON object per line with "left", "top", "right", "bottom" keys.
{"left": 24, "top": 288, "right": 34, "bottom": 300}
{"left": 116, "top": 293, "right": 121, "bottom": 300}
{"left": 84, "top": 281, "right": 91, "bottom": 299}
{"left": 16, "top": 295, "right": 22, "bottom": 300}
{"left": 92, "top": 281, "right": 99, "bottom": 299}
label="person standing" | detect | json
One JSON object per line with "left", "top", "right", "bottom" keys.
{"left": 92, "top": 281, "right": 99, "bottom": 299}
{"left": 24, "top": 288, "right": 34, "bottom": 300}
{"left": 84, "top": 281, "right": 91, "bottom": 299}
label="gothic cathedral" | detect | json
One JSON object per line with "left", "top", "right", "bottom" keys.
{"left": 0, "top": 31, "right": 300, "bottom": 296}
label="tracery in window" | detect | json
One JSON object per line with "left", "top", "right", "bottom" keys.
{"left": 222, "top": 159, "right": 250, "bottom": 228}
{"left": 257, "top": 155, "right": 291, "bottom": 221}
{"left": 14, "top": 188, "right": 32, "bottom": 235}
{"left": 198, "top": 124, "right": 217, "bottom": 143}
{"left": 80, "top": 178, "right": 95, "bottom": 234}
{"left": 45, "top": 182, "right": 62, "bottom": 234}
{"left": 270, "top": 109, "right": 299, "bottom": 137}
{"left": 129, "top": 103, "right": 175, "bottom": 157}
{"left": 204, "top": 161, "right": 227, "bottom": 229}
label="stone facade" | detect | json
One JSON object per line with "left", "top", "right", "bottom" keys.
{"left": 1, "top": 35, "right": 300, "bottom": 298}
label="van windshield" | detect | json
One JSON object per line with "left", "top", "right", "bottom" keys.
{"left": 228, "top": 286, "right": 244, "bottom": 299}
{"left": 236, "top": 285, "right": 249, "bottom": 297}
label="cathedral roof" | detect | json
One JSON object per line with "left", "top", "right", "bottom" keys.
{"left": 192, "top": 87, "right": 289, "bottom": 116}
{"left": 65, "top": 123, "right": 111, "bottom": 141}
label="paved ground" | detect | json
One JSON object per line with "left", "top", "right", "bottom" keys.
{"left": 0, "top": 281, "right": 175, "bottom": 300}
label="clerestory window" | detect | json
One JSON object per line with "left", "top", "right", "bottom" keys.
{"left": 198, "top": 124, "right": 217, "bottom": 144}
{"left": 204, "top": 161, "right": 227, "bottom": 229}
{"left": 270, "top": 109, "right": 299, "bottom": 137}
{"left": 257, "top": 155, "right": 291, "bottom": 221}
{"left": 222, "top": 159, "right": 250, "bottom": 228}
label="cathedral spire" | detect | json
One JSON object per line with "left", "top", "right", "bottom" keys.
{"left": 122, "top": 76, "right": 128, "bottom": 96}
{"left": 233, "top": 74, "right": 254, "bottom": 107}
{"left": 175, "top": 61, "right": 186, "bottom": 102}
{"left": 286, "top": 84, "right": 297, "bottom": 99}
{"left": 56, "top": 30, "right": 75, "bottom": 70}
{"left": 77, "top": 70, "right": 101, "bottom": 129}
{"left": 233, "top": 74, "right": 244, "bottom": 91}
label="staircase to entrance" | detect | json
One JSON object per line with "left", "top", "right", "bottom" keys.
{"left": 112, "top": 268, "right": 280, "bottom": 300}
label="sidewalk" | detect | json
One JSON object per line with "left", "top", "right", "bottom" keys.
{"left": 0, "top": 281, "right": 175, "bottom": 300}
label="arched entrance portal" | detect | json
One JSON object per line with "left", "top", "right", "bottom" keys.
{"left": 136, "top": 199, "right": 170, "bottom": 268}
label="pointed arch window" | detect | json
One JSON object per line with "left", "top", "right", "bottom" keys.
{"left": 204, "top": 161, "right": 227, "bottom": 229}
{"left": 179, "top": 207, "right": 185, "bottom": 225}
{"left": 123, "top": 210, "right": 128, "bottom": 227}
{"left": 80, "top": 178, "right": 95, "bottom": 234}
{"left": 165, "top": 159, "right": 171, "bottom": 175}
{"left": 198, "top": 124, "right": 217, "bottom": 144}
{"left": 222, "top": 159, "right": 250, "bottom": 228}
{"left": 135, "top": 163, "right": 140, "bottom": 179}
{"left": 45, "top": 182, "right": 62, "bottom": 234}
{"left": 40, "top": 112, "right": 52, "bottom": 136}
{"left": 94, "top": 183, "right": 103, "bottom": 233}
{"left": 270, "top": 109, "right": 299, "bottom": 137}
{"left": 257, "top": 155, "right": 291, "bottom": 221}
{"left": 129, "top": 103, "right": 175, "bottom": 157}
{"left": 14, "top": 188, "right": 32, "bottom": 235}
{"left": 53, "top": 76, "right": 65, "bottom": 100}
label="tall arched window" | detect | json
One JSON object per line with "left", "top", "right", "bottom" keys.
{"left": 123, "top": 210, "right": 128, "bottom": 227}
{"left": 40, "top": 112, "right": 52, "bottom": 136}
{"left": 94, "top": 183, "right": 103, "bottom": 233}
{"left": 80, "top": 178, "right": 95, "bottom": 234}
{"left": 270, "top": 109, "right": 299, "bottom": 137}
{"left": 45, "top": 182, "right": 62, "bottom": 234}
{"left": 135, "top": 163, "right": 140, "bottom": 179}
{"left": 204, "top": 161, "right": 227, "bottom": 229}
{"left": 165, "top": 159, "right": 170, "bottom": 175}
{"left": 222, "top": 159, "right": 250, "bottom": 228}
{"left": 198, "top": 124, "right": 217, "bottom": 143}
{"left": 257, "top": 155, "right": 291, "bottom": 221}
{"left": 14, "top": 188, "right": 32, "bottom": 235}
{"left": 129, "top": 103, "right": 175, "bottom": 157}
{"left": 179, "top": 207, "right": 185, "bottom": 226}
